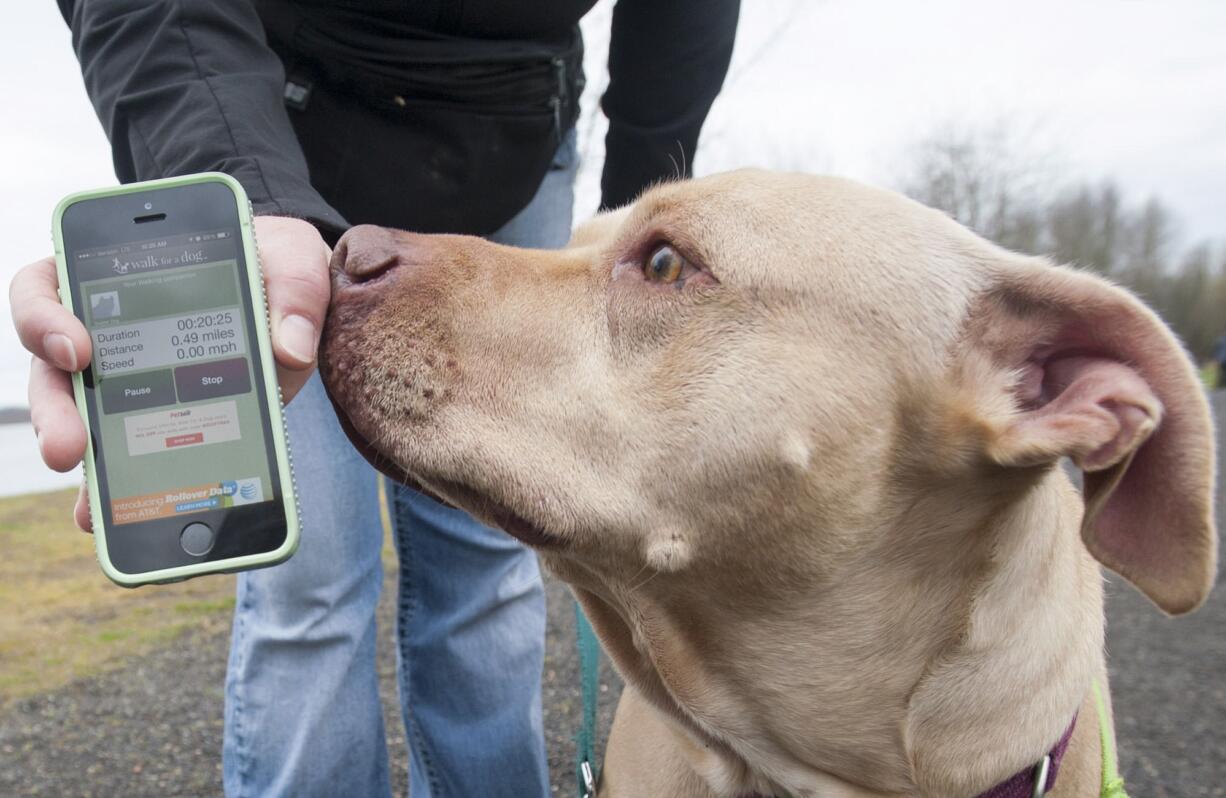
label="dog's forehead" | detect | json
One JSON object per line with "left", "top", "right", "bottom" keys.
{"left": 567, "top": 171, "right": 999, "bottom": 375}
{"left": 638, "top": 174, "right": 986, "bottom": 327}
{"left": 584, "top": 171, "right": 987, "bottom": 291}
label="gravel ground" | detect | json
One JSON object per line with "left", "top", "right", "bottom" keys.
{"left": 0, "top": 569, "right": 621, "bottom": 798}
{"left": 1099, "top": 389, "right": 1226, "bottom": 797}
{"left": 3, "top": 396, "right": 1225, "bottom": 797}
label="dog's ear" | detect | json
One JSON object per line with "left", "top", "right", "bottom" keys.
{"left": 969, "top": 258, "right": 1217, "bottom": 615}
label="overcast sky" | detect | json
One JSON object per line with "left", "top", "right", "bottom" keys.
{"left": 2, "top": 0, "right": 1225, "bottom": 409}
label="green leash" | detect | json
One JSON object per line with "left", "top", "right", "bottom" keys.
{"left": 1092, "top": 680, "right": 1129, "bottom": 798}
{"left": 575, "top": 602, "right": 602, "bottom": 798}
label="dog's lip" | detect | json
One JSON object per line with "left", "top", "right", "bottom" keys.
{"left": 422, "top": 476, "right": 560, "bottom": 549}
{"left": 321, "top": 378, "right": 558, "bottom": 549}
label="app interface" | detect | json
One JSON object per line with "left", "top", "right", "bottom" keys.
{"left": 73, "top": 231, "right": 274, "bottom": 526}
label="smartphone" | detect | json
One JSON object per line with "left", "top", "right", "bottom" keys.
{"left": 52, "top": 173, "right": 299, "bottom": 587}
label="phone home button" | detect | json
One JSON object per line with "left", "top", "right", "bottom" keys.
{"left": 180, "top": 522, "right": 215, "bottom": 557}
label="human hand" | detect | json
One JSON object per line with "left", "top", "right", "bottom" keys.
{"left": 253, "top": 216, "right": 333, "bottom": 403}
{"left": 9, "top": 215, "right": 331, "bottom": 531}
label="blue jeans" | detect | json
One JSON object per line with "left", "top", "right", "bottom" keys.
{"left": 223, "top": 131, "right": 578, "bottom": 798}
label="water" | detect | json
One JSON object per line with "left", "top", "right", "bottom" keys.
{"left": 0, "top": 423, "right": 81, "bottom": 498}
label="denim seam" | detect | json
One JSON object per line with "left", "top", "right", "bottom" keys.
{"left": 394, "top": 490, "right": 445, "bottom": 797}
{"left": 231, "top": 578, "right": 252, "bottom": 798}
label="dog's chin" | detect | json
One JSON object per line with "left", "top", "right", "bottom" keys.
{"left": 326, "top": 389, "right": 422, "bottom": 488}
{"left": 322, "top": 384, "right": 557, "bottom": 549}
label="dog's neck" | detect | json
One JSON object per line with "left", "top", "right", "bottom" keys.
{"left": 555, "top": 466, "right": 1101, "bottom": 797}
{"left": 901, "top": 468, "right": 1103, "bottom": 795}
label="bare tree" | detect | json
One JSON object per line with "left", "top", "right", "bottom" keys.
{"left": 900, "top": 122, "right": 1224, "bottom": 362}
{"left": 1121, "top": 197, "right": 1177, "bottom": 279}
{"left": 899, "top": 122, "right": 1054, "bottom": 254}
{"left": 1046, "top": 182, "right": 1124, "bottom": 275}
{"left": 1159, "top": 244, "right": 1226, "bottom": 360}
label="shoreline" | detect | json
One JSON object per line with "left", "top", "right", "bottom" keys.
{"left": 0, "top": 422, "right": 81, "bottom": 499}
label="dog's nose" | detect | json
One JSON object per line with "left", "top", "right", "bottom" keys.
{"left": 331, "top": 224, "right": 406, "bottom": 285}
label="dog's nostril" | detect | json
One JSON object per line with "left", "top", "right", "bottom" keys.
{"left": 332, "top": 226, "right": 402, "bottom": 285}
{"left": 346, "top": 249, "right": 399, "bottom": 284}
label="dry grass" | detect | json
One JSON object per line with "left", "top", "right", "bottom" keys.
{"left": 0, "top": 480, "right": 397, "bottom": 709}
{"left": 0, "top": 489, "right": 236, "bottom": 708}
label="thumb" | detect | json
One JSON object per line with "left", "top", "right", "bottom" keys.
{"left": 255, "top": 216, "right": 331, "bottom": 377}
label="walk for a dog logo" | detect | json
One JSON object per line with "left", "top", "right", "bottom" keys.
{"left": 112, "top": 249, "right": 207, "bottom": 275}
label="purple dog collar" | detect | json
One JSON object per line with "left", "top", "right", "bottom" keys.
{"left": 739, "top": 715, "right": 1077, "bottom": 798}
{"left": 976, "top": 716, "right": 1077, "bottom": 798}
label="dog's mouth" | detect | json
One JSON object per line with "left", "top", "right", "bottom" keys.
{"left": 322, "top": 380, "right": 558, "bottom": 549}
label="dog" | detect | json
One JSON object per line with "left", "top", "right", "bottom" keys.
{"left": 319, "top": 171, "right": 1217, "bottom": 797}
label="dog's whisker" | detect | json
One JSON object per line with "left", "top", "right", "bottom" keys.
{"left": 627, "top": 564, "right": 663, "bottom": 593}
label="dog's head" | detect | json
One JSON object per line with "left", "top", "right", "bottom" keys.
{"left": 321, "top": 170, "right": 1215, "bottom": 617}
{"left": 322, "top": 170, "right": 1217, "bottom": 792}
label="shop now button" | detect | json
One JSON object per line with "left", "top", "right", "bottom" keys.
{"left": 165, "top": 433, "right": 205, "bottom": 448}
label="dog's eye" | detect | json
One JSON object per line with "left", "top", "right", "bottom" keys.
{"left": 644, "top": 245, "right": 686, "bottom": 284}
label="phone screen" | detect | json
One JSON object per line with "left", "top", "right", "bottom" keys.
{"left": 73, "top": 230, "right": 275, "bottom": 525}
{"left": 61, "top": 181, "right": 287, "bottom": 573}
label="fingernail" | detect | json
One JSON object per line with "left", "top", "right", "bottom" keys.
{"left": 44, "top": 333, "right": 78, "bottom": 371}
{"left": 279, "top": 314, "right": 319, "bottom": 365}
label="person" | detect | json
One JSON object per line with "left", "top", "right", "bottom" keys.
{"left": 12, "top": 1, "right": 739, "bottom": 796}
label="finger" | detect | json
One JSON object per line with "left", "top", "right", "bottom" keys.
{"left": 256, "top": 217, "right": 331, "bottom": 370}
{"left": 75, "top": 480, "right": 93, "bottom": 534}
{"left": 10, "top": 257, "right": 92, "bottom": 372}
{"left": 28, "top": 356, "right": 87, "bottom": 472}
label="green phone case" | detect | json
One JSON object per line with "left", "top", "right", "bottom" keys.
{"left": 51, "top": 172, "right": 300, "bottom": 587}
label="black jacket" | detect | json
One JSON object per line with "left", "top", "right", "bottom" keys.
{"left": 57, "top": 0, "right": 739, "bottom": 238}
